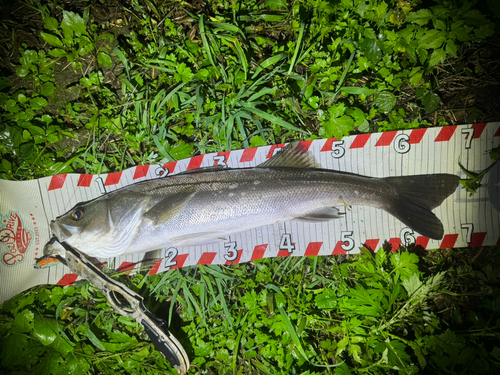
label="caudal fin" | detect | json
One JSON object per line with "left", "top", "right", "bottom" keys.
{"left": 382, "top": 174, "right": 459, "bottom": 240}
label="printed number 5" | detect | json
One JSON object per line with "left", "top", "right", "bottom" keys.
{"left": 340, "top": 231, "right": 354, "bottom": 251}
{"left": 331, "top": 140, "right": 345, "bottom": 158}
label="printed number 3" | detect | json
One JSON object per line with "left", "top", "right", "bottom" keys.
{"left": 224, "top": 241, "right": 238, "bottom": 261}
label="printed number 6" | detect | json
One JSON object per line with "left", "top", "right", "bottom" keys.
{"left": 400, "top": 228, "right": 416, "bottom": 246}
{"left": 394, "top": 134, "right": 410, "bottom": 154}
{"left": 340, "top": 231, "right": 354, "bottom": 251}
{"left": 164, "top": 247, "right": 178, "bottom": 268}
{"left": 224, "top": 241, "right": 238, "bottom": 261}
{"left": 331, "top": 140, "right": 345, "bottom": 158}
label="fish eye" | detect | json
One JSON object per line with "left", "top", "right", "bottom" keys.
{"left": 71, "top": 207, "right": 85, "bottom": 220}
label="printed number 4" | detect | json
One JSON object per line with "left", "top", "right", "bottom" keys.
{"left": 280, "top": 233, "right": 295, "bottom": 253}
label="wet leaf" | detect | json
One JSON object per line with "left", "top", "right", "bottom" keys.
{"left": 373, "top": 92, "right": 396, "bottom": 113}
{"left": 40, "top": 32, "right": 63, "bottom": 48}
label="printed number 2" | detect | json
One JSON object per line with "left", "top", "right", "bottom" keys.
{"left": 461, "top": 128, "right": 475, "bottom": 149}
{"left": 224, "top": 241, "right": 238, "bottom": 261}
{"left": 340, "top": 231, "right": 354, "bottom": 251}
{"left": 164, "top": 247, "right": 178, "bottom": 268}
{"left": 280, "top": 233, "right": 295, "bottom": 253}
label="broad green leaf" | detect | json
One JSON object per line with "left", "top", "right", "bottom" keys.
{"left": 454, "top": 26, "right": 470, "bottom": 42}
{"left": 385, "top": 339, "right": 412, "bottom": 369}
{"left": 340, "top": 87, "right": 378, "bottom": 96}
{"left": 429, "top": 48, "right": 447, "bottom": 67}
{"left": 360, "top": 38, "right": 383, "bottom": 63}
{"left": 419, "top": 91, "right": 441, "bottom": 113}
{"left": 315, "top": 289, "right": 337, "bottom": 309}
{"left": 40, "top": 32, "right": 63, "bottom": 48}
{"left": 474, "top": 23, "right": 495, "bottom": 39}
{"left": 16, "top": 66, "right": 29, "bottom": 77}
{"left": 59, "top": 350, "right": 91, "bottom": 375}
{"left": 6, "top": 99, "right": 20, "bottom": 113}
{"left": 34, "top": 349, "right": 63, "bottom": 374}
{"left": 51, "top": 336, "right": 74, "bottom": 355}
{"left": 373, "top": 92, "right": 396, "bottom": 113}
{"left": 1, "top": 333, "right": 29, "bottom": 367}
{"left": 61, "top": 11, "right": 87, "bottom": 37}
{"left": 357, "top": 55, "right": 370, "bottom": 72}
{"left": 19, "top": 50, "right": 38, "bottom": 67}
{"left": 41, "top": 82, "right": 55, "bottom": 96}
{"left": 34, "top": 315, "right": 58, "bottom": 345}
{"left": 174, "top": 63, "right": 194, "bottom": 83}
{"left": 264, "top": 0, "right": 288, "bottom": 11}
{"left": 97, "top": 52, "right": 113, "bottom": 67}
{"left": 13, "top": 309, "right": 34, "bottom": 332}
{"left": 406, "top": 9, "right": 432, "bottom": 26}
{"left": 250, "top": 135, "right": 266, "bottom": 147}
{"left": 44, "top": 16, "right": 59, "bottom": 31}
{"left": 323, "top": 115, "right": 354, "bottom": 140}
{"left": 195, "top": 338, "right": 213, "bottom": 356}
{"left": 30, "top": 97, "right": 48, "bottom": 110}
{"left": 348, "top": 107, "right": 365, "bottom": 126}
{"left": 420, "top": 29, "right": 445, "bottom": 50}
{"left": 49, "top": 49, "right": 67, "bottom": 58}
{"left": 409, "top": 67, "right": 424, "bottom": 86}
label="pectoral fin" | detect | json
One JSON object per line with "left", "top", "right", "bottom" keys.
{"left": 143, "top": 188, "right": 196, "bottom": 226}
{"left": 295, "top": 207, "right": 344, "bottom": 222}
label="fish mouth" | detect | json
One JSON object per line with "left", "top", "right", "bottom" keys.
{"left": 50, "top": 220, "right": 78, "bottom": 241}
{"left": 34, "top": 236, "right": 68, "bottom": 268}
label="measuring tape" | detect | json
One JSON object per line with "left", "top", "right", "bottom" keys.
{"left": 1, "top": 122, "right": 499, "bottom": 301}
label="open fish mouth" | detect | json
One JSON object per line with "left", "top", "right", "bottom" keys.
{"left": 35, "top": 237, "right": 67, "bottom": 268}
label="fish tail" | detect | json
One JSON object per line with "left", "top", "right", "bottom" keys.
{"left": 381, "top": 174, "right": 459, "bottom": 240}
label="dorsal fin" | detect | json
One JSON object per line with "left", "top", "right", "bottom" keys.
{"left": 257, "top": 141, "right": 321, "bottom": 169}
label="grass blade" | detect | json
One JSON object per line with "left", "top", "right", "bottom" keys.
{"left": 240, "top": 104, "right": 306, "bottom": 134}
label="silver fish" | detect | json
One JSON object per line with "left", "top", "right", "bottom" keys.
{"left": 40, "top": 141, "right": 459, "bottom": 261}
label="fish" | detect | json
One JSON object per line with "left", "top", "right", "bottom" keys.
{"left": 39, "top": 141, "right": 459, "bottom": 262}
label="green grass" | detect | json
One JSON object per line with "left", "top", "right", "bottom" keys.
{"left": 1, "top": 0, "right": 500, "bottom": 374}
